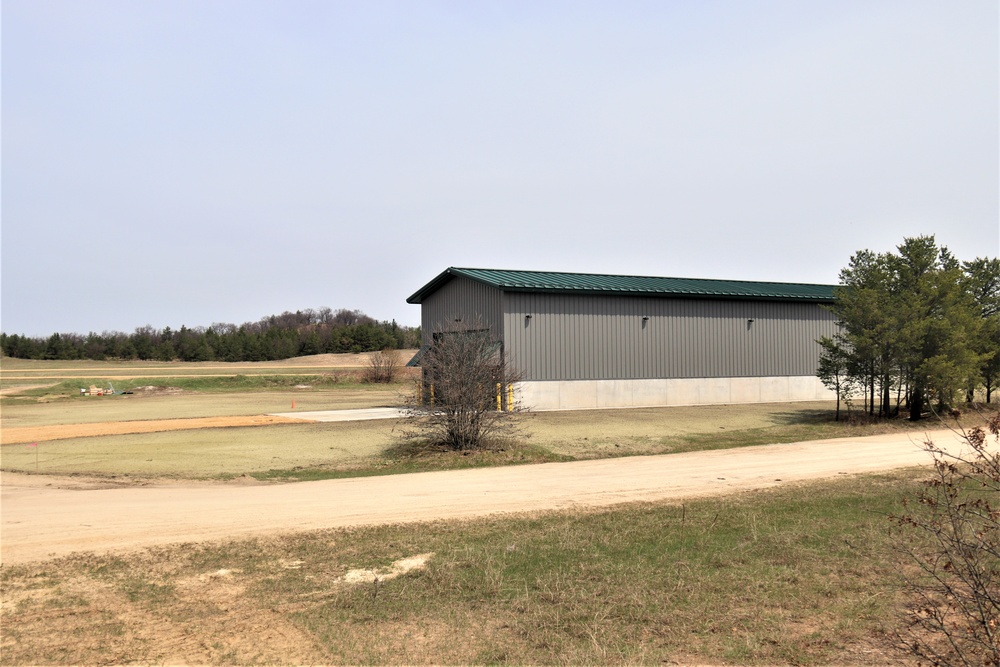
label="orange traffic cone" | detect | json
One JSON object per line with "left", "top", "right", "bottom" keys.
{"left": 291, "top": 400, "right": 296, "bottom": 409}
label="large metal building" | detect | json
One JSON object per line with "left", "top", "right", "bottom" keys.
{"left": 407, "top": 267, "right": 839, "bottom": 410}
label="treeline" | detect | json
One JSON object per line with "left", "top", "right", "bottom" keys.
{"left": 0, "top": 308, "right": 421, "bottom": 362}
{"left": 818, "top": 236, "right": 1000, "bottom": 420}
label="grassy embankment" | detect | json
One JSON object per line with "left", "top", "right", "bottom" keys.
{"left": 1, "top": 471, "right": 923, "bottom": 665}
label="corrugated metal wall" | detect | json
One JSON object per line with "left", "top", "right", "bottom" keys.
{"left": 502, "top": 292, "right": 838, "bottom": 380}
{"left": 420, "top": 276, "right": 504, "bottom": 344}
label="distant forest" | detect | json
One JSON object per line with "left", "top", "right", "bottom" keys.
{"left": 0, "top": 308, "right": 421, "bottom": 362}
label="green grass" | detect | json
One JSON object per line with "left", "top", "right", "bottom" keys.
{"left": 1, "top": 422, "right": 398, "bottom": 477}
{"left": 659, "top": 418, "right": 935, "bottom": 453}
{"left": 243, "top": 441, "right": 574, "bottom": 482}
{"left": 0, "top": 472, "right": 923, "bottom": 665}
{"left": 4, "top": 355, "right": 992, "bottom": 483}
{"left": 4, "top": 400, "right": 989, "bottom": 480}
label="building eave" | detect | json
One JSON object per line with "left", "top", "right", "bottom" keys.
{"left": 407, "top": 267, "right": 836, "bottom": 305}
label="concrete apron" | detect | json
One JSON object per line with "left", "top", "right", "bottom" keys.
{"left": 270, "top": 408, "right": 408, "bottom": 422}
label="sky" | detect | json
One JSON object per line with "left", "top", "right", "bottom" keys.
{"left": 2, "top": 0, "right": 998, "bottom": 337}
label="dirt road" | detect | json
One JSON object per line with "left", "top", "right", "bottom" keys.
{"left": 0, "top": 428, "right": 969, "bottom": 565}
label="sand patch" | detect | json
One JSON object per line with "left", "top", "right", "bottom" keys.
{"left": 340, "top": 553, "right": 435, "bottom": 585}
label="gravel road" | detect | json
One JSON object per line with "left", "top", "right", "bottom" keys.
{"left": 0, "top": 428, "right": 969, "bottom": 565}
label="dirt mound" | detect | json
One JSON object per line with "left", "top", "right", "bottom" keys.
{"left": 131, "top": 385, "right": 185, "bottom": 395}
{"left": 259, "top": 350, "right": 417, "bottom": 368}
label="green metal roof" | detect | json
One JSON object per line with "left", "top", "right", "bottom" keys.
{"left": 407, "top": 267, "right": 835, "bottom": 304}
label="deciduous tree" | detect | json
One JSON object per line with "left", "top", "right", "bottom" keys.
{"left": 403, "top": 323, "right": 524, "bottom": 451}
{"left": 891, "top": 412, "right": 1000, "bottom": 664}
{"left": 365, "top": 348, "right": 401, "bottom": 383}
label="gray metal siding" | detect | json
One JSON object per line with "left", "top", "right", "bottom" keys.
{"left": 502, "top": 292, "right": 837, "bottom": 380}
{"left": 420, "top": 276, "right": 504, "bottom": 345}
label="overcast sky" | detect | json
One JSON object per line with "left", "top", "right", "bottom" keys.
{"left": 2, "top": 0, "right": 998, "bottom": 337}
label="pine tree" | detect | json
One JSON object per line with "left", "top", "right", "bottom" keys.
{"left": 820, "top": 236, "right": 989, "bottom": 420}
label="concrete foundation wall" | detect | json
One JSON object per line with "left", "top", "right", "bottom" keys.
{"left": 514, "top": 376, "right": 835, "bottom": 411}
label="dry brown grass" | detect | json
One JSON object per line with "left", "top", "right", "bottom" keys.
{"left": 0, "top": 472, "right": 923, "bottom": 665}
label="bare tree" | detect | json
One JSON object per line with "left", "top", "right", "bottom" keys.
{"left": 365, "top": 348, "right": 400, "bottom": 383}
{"left": 402, "top": 324, "right": 524, "bottom": 451}
{"left": 891, "top": 411, "right": 1000, "bottom": 665}
{"left": 332, "top": 308, "right": 375, "bottom": 327}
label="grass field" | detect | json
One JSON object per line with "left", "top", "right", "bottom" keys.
{"left": 0, "top": 352, "right": 411, "bottom": 385}
{"left": 1, "top": 355, "right": 990, "bottom": 481}
{"left": 2, "top": 387, "right": 407, "bottom": 427}
{"left": 3, "top": 398, "right": 970, "bottom": 480}
{"left": 0, "top": 471, "right": 923, "bottom": 665}
{"left": 3, "top": 355, "right": 989, "bottom": 664}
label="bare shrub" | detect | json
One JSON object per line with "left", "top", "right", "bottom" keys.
{"left": 365, "top": 349, "right": 400, "bottom": 383}
{"left": 402, "top": 324, "right": 524, "bottom": 451}
{"left": 891, "top": 410, "right": 1000, "bottom": 665}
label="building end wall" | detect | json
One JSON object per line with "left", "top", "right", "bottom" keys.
{"left": 514, "top": 376, "right": 835, "bottom": 411}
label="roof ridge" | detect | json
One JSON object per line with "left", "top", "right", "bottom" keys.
{"left": 450, "top": 267, "right": 835, "bottom": 288}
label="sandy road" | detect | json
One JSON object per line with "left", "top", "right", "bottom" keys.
{"left": 0, "top": 428, "right": 971, "bottom": 565}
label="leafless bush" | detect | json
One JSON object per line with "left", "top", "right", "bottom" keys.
{"left": 402, "top": 325, "right": 524, "bottom": 451}
{"left": 365, "top": 349, "right": 400, "bottom": 383}
{"left": 892, "top": 410, "right": 1000, "bottom": 665}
